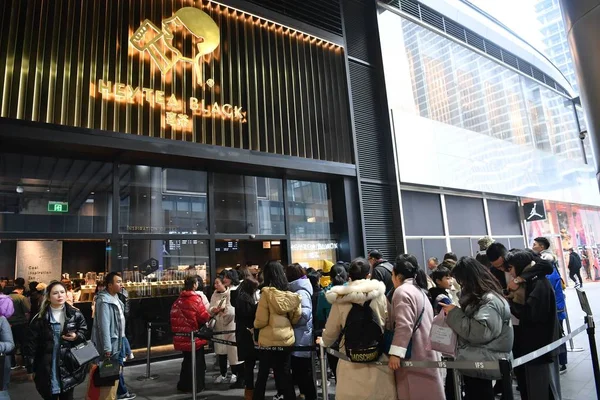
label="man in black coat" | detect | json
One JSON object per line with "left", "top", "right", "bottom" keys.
{"left": 568, "top": 248, "right": 583, "bottom": 288}
{"left": 367, "top": 250, "right": 394, "bottom": 296}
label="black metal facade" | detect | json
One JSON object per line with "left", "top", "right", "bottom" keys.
{"left": 341, "top": 0, "right": 404, "bottom": 259}
{"left": 0, "top": 0, "right": 352, "bottom": 164}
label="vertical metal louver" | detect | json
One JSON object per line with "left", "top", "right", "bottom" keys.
{"left": 349, "top": 62, "right": 388, "bottom": 182}
{"left": 485, "top": 42, "right": 504, "bottom": 61}
{"left": 502, "top": 51, "right": 519, "bottom": 70}
{"left": 361, "top": 183, "right": 397, "bottom": 259}
{"left": 343, "top": 0, "right": 402, "bottom": 257}
{"left": 245, "top": 0, "right": 343, "bottom": 36}
{"left": 465, "top": 30, "right": 485, "bottom": 52}
{"left": 399, "top": 0, "right": 420, "bottom": 17}
{"left": 387, "top": 0, "right": 571, "bottom": 96}
{"left": 420, "top": 6, "right": 444, "bottom": 30}
{"left": 444, "top": 19, "right": 466, "bottom": 41}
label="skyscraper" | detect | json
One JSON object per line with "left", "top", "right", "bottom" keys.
{"left": 535, "top": 0, "right": 579, "bottom": 93}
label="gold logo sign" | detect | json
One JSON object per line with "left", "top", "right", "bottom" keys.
{"left": 130, "top": 7, "right": 220, "bottom": 85}
{"left": 96, "top": 6, "right": 246, "bottom": 130}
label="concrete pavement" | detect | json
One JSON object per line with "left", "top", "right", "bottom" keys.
{"left": 8, "top": 283, "right": 600, "bottom": 399}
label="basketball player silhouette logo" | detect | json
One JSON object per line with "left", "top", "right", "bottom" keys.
{"left": 130, "top": 7, "right": 220, "bottom": 85}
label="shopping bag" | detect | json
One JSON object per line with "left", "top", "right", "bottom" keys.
{"left": 86, "top": 364, "right": 119, "bottom": 400}
{"left": 428, "top": 311, "right": 457, "bottom": 357}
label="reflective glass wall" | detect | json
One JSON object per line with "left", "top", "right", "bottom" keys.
{"left": 399, "top": 17, "right": 582, "bottom": 161}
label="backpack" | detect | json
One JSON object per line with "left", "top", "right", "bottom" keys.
{"left": 341, "top": 300, "right": 382, "bottom": 363}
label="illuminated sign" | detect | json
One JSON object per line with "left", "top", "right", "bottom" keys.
{"left": 96, "top": 6, "right": 245, "bottom": 130}
{"left": 48, "top": 201, "right": 69, "bottom": 213}
{"left": 130, "top": 7, "right": 220, "bottom": 85}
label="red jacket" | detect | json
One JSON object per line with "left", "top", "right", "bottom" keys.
{"left": 171, "top": 291, "right": 211, "bottom": 351}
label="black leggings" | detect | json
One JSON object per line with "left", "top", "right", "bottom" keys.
{"left": 253, "top": 351, "right": 294, "bottom": 400}
{"left": 569, "top": 269, "right": 583, "bottom": 286}
{"left": 291, "top": 356, "right": 316, "bottom": 400}
{"left": 219, "top": 354, "right": 228, "bottom": 377}
{"left": 244, "top": 356, "right": 256, "bottom": 390}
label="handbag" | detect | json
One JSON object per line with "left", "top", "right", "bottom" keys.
{"left": 93, "top": 358, "right": 120, "bottom": 387}
{"left": 428, "top": 311, "right": 457, "bottom": 357}
{"left": 70, "top": 341, "right": 100, "bottom": 367}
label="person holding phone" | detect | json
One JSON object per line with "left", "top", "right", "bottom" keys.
{"left": 24, "top": 281, "right": 88, "bottom": 400}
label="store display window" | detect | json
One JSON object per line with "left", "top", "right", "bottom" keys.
{"left": 119, "top": 165, "right": 208, "bottom": 234}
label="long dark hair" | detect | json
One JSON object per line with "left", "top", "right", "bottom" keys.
{"left": 329, "top": 264, "right": 348, "bottom": 286}
{"left": 262, "top": 261, "right": 289, "bottom": 291}
{"left": 395, "top": 254, "right": 427, "bottom": 290}
{"left": 239, "top": 277, "right": 259, "bottom": 296}
{"left": 452, "top": 257, "right": 503, "bottom": 310}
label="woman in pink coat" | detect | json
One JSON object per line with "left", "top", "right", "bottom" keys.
{"left": 388, "top": 254, "right": 445, "bottom": 400}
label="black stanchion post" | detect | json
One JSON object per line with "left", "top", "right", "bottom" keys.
{"left": 191, "top": 331, "right": 197, "bottom": 400}
{"left": 499, "top": 359, "right": 514, "bottom": 400}
{"left": 137, "top": 322, "right": 159, "bottom": 381}
{"left": 585, "top": 315, "right": 600, "bottom": 399}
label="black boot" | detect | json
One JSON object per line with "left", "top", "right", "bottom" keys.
{"left": 230, "top": 363, "right": 245, "bottom": 389}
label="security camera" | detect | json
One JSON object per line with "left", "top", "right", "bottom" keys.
{"left": 579, "top": 130, "right": 587, "bottom": 140}
{"left": 249, "top": 234, "right": 256, "bottom": 239}
{"left": 16, "top": 186, "right": 23, "bottom": 194}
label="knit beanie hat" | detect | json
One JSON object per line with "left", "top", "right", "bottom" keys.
{"left": 478, "top": 236, "right": 495, "bottom": 251}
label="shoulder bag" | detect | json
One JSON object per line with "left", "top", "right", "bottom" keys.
{"left": 69, "top": 340, "right": 100, "bottom": 367}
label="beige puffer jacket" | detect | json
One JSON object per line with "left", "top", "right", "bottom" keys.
{"left": 254, "top": 287, "right": 301, "bottom": 347}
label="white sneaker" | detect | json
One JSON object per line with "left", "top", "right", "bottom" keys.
{"left": 214, "top": 375, "right": 227, "bottom": 383}
{"left": 229, "top": 374, "right": 237, "bottom": 384}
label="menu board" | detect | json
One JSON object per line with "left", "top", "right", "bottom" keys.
{"left": 15, "top": 241, "right": 63, "bottom": 284}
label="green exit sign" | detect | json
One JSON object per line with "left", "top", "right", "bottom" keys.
{"left": 48, "top": 201, "right": 69, "bottom": 213}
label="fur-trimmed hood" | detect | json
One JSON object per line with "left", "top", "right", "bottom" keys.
{"left": 325, "top": 279, "right": 386, "bottom": 305}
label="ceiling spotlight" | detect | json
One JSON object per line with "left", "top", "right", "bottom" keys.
{"left": 16, "top": 186, "right": 24, "bottom": 194}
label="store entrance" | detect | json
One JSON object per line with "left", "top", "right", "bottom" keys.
{"left": 215, "top": 239, "right": 288, "bottom": 276}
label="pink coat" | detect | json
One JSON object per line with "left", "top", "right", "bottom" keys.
{"left": 389, "top": 279, "right": 444, "bottom": 400}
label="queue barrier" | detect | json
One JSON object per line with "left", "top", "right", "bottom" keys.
{"left": 137, "top": 322, "right": 159, "bottom": 381}
{"left": 173, "top": 289, "right": 600, "bottom": 400}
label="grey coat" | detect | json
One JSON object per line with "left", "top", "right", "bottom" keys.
{"left": 91, "top": 290, "right": 124, "bottom": 358}
{"left": 446, "top": 292, "right": 513, "bottom": 379}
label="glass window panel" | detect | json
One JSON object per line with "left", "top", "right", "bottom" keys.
{"left": 450, "top": 238, "right": 473, "bottom": 259}
{"left": 119, "top": 165, "right": 207, "bottom": 234}
{"left": 288, "top": 180, "right": 333, "bottom": 239}
{"left": 214, "top": 174, "right": 284, "bottom": 235}
{"left": 402, "top": 191, "right": 444, "bottom": 236}
{"left": 0, "top": 154, "right": 112, "bottom": 233}
{"left": 488, "top": 199, "right": 523, "bottom": 236}
{"left": 117, "top": 239, "right": 210, "bottom": 298}
{"left": 445, "top": 195, "right": 487, "bottom": 236}
{"left": 508, "top": 237, "right": 525, "bottom": 249}
{"left": 423, "top": 239, "right": 448, "bottom": 268}
{"left": 405, "top": 239, "right": 425, "bottom": 271}
{"left": 398, "top": 16, "right": 581, "bottom": 160}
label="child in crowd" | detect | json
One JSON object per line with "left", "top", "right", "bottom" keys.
{"left": 428, "top": 266, "right": 455, "bottom": 313}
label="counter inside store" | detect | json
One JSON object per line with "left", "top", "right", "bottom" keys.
{"left": 73, "top": 265, "right": 209, "bottom": 360}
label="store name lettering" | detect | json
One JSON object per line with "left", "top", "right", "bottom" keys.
{"left": 96, "top": 79, "right": 247, "bottom": 128}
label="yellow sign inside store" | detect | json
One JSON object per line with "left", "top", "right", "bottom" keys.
{"left": 96, "top": 6, "right": 246, "bottom": 130}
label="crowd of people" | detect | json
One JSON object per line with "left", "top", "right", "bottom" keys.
{"left": 169, "top": 236, "right": 570, "bottom": 400}
{"left": 0, "top": 233, "right": 575, "bottom": 400}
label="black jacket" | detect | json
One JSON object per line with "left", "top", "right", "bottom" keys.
{"left": 24, "top": 303, "right": 88, "bottom": 398}
{"left": 371, "top": 260, "right": 394, "bottom": 296}
{"left": 569, "top": 252, "right": 582, "bottom": 271}
{"left": 235, "top": 291, "right": 257, "bottom": 361}
{"left": 510, "top": 270, "right": 560, "bottom": 364}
